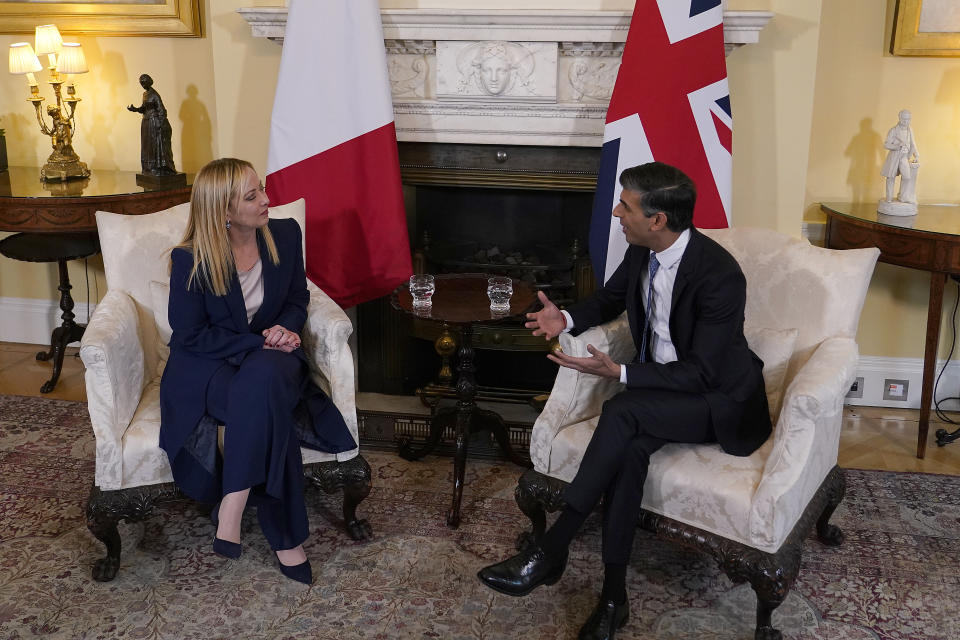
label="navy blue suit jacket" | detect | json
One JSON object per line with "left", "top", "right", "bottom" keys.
{"left": 159, "top": 218, "right": 349, "bottom": 464}
{"left": 568, "top": 229, "right": 771, "bottom": 457}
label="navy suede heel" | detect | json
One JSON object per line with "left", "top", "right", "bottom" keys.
{"left": 278, "top": 559, "right": 312, "bottom": 585}
{"left": 212, "top": 537, "right": 242, "bottom": 559}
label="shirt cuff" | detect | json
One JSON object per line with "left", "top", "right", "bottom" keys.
{"left": 560, "top": 310, "right": 574, "bottom": 333}
{"left": 619, "top": 364, "right": 628, "bottom": 384}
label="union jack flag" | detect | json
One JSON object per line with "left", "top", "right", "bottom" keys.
{"left": 589, "top": 0, "right": 732, "bottom": 284}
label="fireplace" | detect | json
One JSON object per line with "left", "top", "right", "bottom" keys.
{"left": 357, "top": 141, "right": 600, "bottom": 398}
{"left": 238, "top": 5, "right": 773, "bottom": 451}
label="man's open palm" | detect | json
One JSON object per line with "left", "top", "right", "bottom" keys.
{"left": 525, "top": 291, "right": 567, "bottom": 340}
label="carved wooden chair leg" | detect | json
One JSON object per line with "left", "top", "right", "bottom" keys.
{"left": 305, "top": 455, "right": 373, "bottom": 541}
{"left": 86, "top": 486, "right": 123, "bottom": 582}
{"left": 342, "top": 456, "right": 373, "bottom": 541}
{"left": 85, "top": 483, "right": 182, "bottom": 582}
{"left": 754, "top": 594, "right": 785, "bottom": 640}
{"left": 514, "top": 469, "right": 568, "bottom": 550}
{"left": 815, "top": 467, "right": 846, "bottom": 546}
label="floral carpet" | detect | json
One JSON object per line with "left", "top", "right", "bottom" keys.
{"left": 0, "top": 394, "right": 958, "bottom": 639}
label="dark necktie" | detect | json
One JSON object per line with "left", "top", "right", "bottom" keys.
{"left": 639, "top": 253, "right": 660, "bottom": 363}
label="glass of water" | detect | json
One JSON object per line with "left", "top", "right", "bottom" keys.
{"left": 409, "top": 274, "right": 435, "bottom": 309}
{"left": 487, "top": 276, "right": 513, "bottom": 314}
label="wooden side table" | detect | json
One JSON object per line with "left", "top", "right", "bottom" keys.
{"left": 0, "top": 167, "right": 191, "bottom": 392}
{"left": 0, "top": 232, "right": 99, "bottom": 392}
{"left": 821, "top": 202, "right": 960, "bottom": 458}
{"left": 391, "top": 274, "right": 537, "bottom": 527}
{"left": 0, "top": 166, "right": 192, "bottom": 232}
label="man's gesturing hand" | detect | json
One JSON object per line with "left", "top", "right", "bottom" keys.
{"left": 547, "top": 344, "right": 621, "bottom": 379}
{"left": 525, "top": 291, "right": 567, "bottom": 340}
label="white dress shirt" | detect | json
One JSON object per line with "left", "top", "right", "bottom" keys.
{"left": 562, "top": 228, "right": 691, "bottom": 382}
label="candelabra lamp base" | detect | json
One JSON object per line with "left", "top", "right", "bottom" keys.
{"left": 41, "top": 157, "right": 90, "bottom": 182}
{"left": 136, "top": 172, "right": 187, "bottom": 188}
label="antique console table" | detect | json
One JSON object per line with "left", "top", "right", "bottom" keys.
{"left": 821, "top": 202, "right": 960, "bottom": 458}
{"left": 0, "top": 166, "right": 192, "bottom": 231}
{"left": 0, "top": 167, "right": 191, "bottom": 392}
{"left": 391, "top": 274, "right": 536, "bottom": 527}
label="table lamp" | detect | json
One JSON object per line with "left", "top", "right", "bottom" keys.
{"left": 7, "top": 24, "right": 90, "bottom": 182}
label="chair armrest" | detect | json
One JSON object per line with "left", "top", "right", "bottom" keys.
{"left": 303, "top": 283, "right": 359, "bottom": 460}
{"left": 748, "top": 336, "right": 858, "bottom": 548}
{"left": 530, "top": 312, "right": 635, "bottom": 472}
{"left": 79, "top": 290, "right": 146, "bottom": 490}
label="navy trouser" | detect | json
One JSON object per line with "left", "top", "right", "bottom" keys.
{"left": 562, "top": 388, "right": 715, "bottom": 564}
{"left": 205, "top": 349, "right": 309, "bottom": 551}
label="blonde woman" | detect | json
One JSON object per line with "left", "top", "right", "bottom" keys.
{"left": 159, "top": 158, "right": 355, "bottom": 585}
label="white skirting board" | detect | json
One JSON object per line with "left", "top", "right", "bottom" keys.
{"left": 0, "top": 296, "right": 96, "bottom": 346}
{"left": 845, "top": 356, "right": 960, "bottom": 411}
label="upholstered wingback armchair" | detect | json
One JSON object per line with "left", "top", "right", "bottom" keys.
{"left": 80, "top": 199, "right": 372, "bottom": 582}
{"left": 516, "top": 228, "right": 879, "bottom": 640}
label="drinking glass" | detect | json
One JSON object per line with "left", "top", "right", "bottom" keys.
{"left": 409, "top": 274, "right": 435, "bottom": 309}
{"left": 487, "top": 276, "right": 513, "bottom": 313}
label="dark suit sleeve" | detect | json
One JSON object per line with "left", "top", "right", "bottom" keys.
{"left": 271, "top": 219, "right": 309, "bottom": 334}
{"left": 623, "top": 266, "right": 747, "bottom": 393}
{"left": 168, "top": 247, "right": 265, "bottom": 359}
{"left": 567, "top": 247, "right": 633, "bottom": 332}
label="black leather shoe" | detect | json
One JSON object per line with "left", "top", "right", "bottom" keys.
{"left": 578, "top": 598, "right": 629, "bottom": 640}
{"left": 476, "top": 544, "right": 567, "bottom": 597}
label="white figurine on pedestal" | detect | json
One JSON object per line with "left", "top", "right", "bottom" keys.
{"left": 878, "top": 109, "right": 920, "bottom": 216}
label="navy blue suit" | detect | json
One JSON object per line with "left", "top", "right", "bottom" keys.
{"left": 159, "top": 218, "right": 355, "bottom": 550}
{"left": 563, "top": 229, "right": 771, "bottom": 563}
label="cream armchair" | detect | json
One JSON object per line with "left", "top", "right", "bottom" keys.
{"left": 515, "top": 228, "right": 879, "bottom": 640}
{"left": 80, "top": 199, "right": 372, "bottom": 582}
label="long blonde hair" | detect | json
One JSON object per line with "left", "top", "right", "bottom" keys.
{"left": 176, "top": 158, "right": 279, "bottom": 296}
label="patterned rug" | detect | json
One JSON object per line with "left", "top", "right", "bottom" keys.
{"left": 1, "top": 394, "right": 958, "bottom": 640}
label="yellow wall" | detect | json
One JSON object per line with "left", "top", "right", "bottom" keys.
{"left": 0, "top": 0, "right": 219, "bottom": 305}
{"left": 805, "top": 0, "right": 960, "bottom": 359}
{"left": 5, "top": 0, "right": 942, "bottom": 364}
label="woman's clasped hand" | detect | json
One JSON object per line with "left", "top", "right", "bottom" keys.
{"left": 263, "top": 325, "right": 300, "bottom": 351}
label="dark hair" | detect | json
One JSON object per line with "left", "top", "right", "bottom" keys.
{"left": 619, "top": 162, "right": 696, "bottom": 232}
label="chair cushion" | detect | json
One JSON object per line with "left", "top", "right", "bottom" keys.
{"left": 548, "top": 418, "right": 773, "bottom": 549}
{"left": 267, "top": 198, "right": 307, "bottom": 259}
{"left": 703, "top": 228, "right": 879, "bottom": 381}
{"left": 150, "top": 280, "right": 172, "bottom": 376}
{"left": 151, "top": 280, "right": 173, "bottom": 345}
{"left": 744, "top": 326, "right": 798, "bottom": 421}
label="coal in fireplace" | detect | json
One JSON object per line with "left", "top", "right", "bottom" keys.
{"left": 357, "top": 141, "right": 601, "bottom": 402}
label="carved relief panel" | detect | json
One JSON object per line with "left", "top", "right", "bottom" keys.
{"left": 436, "top": 41, "right": 558, "bottom": 103}
{"left": 559, "top": 42, "right": 624, "bottom": 103}
{"left": 385, "top": 40, "right": 434, "bottom": 100}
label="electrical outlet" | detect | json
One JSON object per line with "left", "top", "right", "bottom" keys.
{"left": 882, "top": 379, "right": 909, "bottom": 402}
{"left": 846, "top": 377, "right": 864, "bottom": 399}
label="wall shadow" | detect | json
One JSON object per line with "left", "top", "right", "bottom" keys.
{"left": 844, "top": 118, "right": 883, "bottom": 204}
{"left": 89, "top": 112, "right": 116, "bottom": 171}
{"left": 178, "top": 83, "right": 213, "bottom": 174}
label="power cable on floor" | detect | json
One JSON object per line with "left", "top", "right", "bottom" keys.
{"left": 933, "top": 277, "right": 960, "bottom": 424}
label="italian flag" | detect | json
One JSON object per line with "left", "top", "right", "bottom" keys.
{"left": 266, "top": 0, "right": 412, "bottom": 308}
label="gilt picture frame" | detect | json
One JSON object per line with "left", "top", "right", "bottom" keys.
{"left": 0, "top": 1, "right": 202, "bottom": 37}
{"left": 892, "top": 0, "right": 960, "bottom": 56}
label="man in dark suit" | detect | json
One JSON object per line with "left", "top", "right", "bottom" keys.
{"left": 478, "top": 162, "right": 771, "bottom": 640}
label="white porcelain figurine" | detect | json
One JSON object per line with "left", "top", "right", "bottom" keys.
{"left": 878, "top": 109, "right": 920, "bottom": 216}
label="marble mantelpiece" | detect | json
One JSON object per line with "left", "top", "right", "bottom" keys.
{"left": 238, "top": 8, "right": 773, "bottom": 147}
